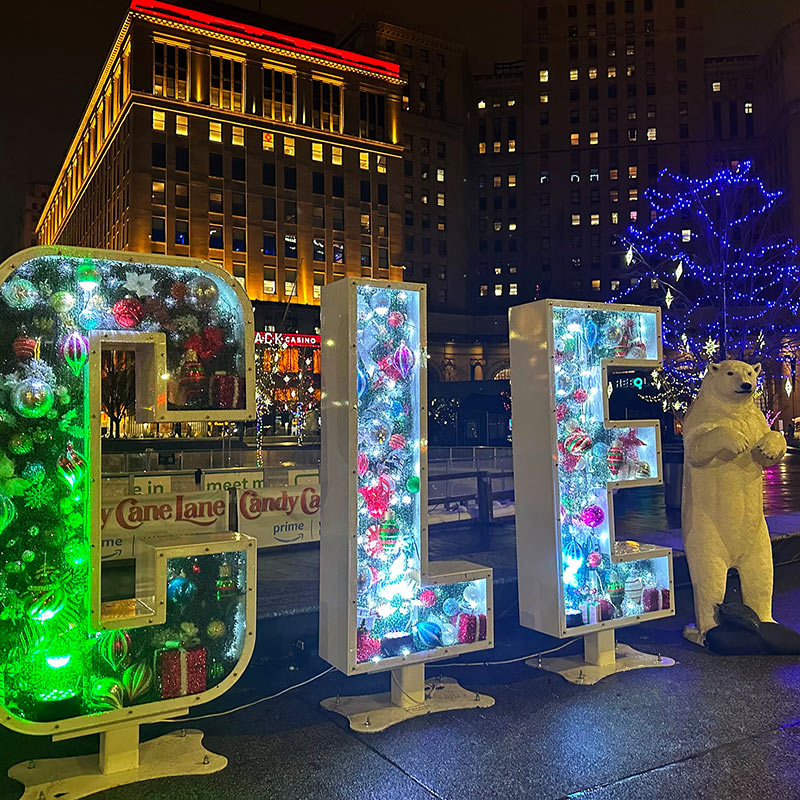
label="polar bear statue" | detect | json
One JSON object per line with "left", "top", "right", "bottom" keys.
{"left": 682, "top": 360, "right": 786, "bottom": 644}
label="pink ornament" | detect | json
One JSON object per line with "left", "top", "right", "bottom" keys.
{"left": 586, "top": 551, "right": 603, "bottom": 569}
{"left": 556, "top": 404, "right": 568, "bottom": 422}
{"left": 111, "top": 297, "right": 143, "bottom": 329}
{"left": 580, "top": 504, "right": 605, "bottom": 528}
{"left": 393, "top": 342, "right": 415, "bottom": 379}
{"left": 358, "top": 475, "right": 393, "bottom": 518}
{"left": 388, "top": 311, "right": 404, "bottom": 328}
{"left": 573, "top": 388, "right": 588, "bottom": 403}
{"left": 389, "top": 434, "right": 406, "bottom": 450}
{"left": 357, "top": 453, "right": 369, "bottom": 477}
{"left": 377, "top": 356, "right": 402, "bottom": 382}
{"left": 62, "top": 331, "right": 90, "bottom": 377}
{"left": 419, "top": 589, "right": 437, "bottom": 608}
{"left": 364, "top": 525, "right": 383, "bottom": 557}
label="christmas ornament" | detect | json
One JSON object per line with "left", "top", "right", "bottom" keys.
{"left": 607, "top": 579, "right": 625, "bottom": 610}
{"left": 573, "top": 388, "right": 588, "bottom": 403}
{"left": 170, "top": 281, "right": 188, "bottom": 302}
{"left": 555, "top": 403, "right": 568, "bottom": 422}
{"left": 393, "top": 342, "right": 415, "bottom": 379}
{"left": 24, "top": 565, "right": 67, "bottom": 622}
{"left": 62, "top": 331, "right": 89, "bottom": 377}
{"left": 381, "top": 631, "right": 414, "bottom": 657}
{"left": 416, "top": 620, "right": 443, "bottom": 648}
{"left": 605, "top": 324, "right": 624, "bottom": 346}
{"left": 607, "top": 441, "right": 624, "bottom": 475}
{"left": 122, "top": 662, "right": 153, "bottom": 702}
{"left": 378, "top": 517, "right": 400, "bottom": 553}
{"left": 97, "top": 629, "right": 131, "bottom": 670}
{"left": 156, "top": 646, "right": 207, "bottom": 698}
{"left": 89, "top": 678, "right": 125, "bottom": 712}
{"left": 443, "top": 597, "right": 460, "bottom": 616}
{"left": 12, "top": 336, "right": 37, "bottom": 361}
{"left": 388, "top": 311, "right": 404, "bottom": 327}
{"left": 4, "top": 561, "right": 24, "bottom": 574}
{"left": 463, "top": 583, "right": 483, "bottom": 608}
{"left": 187, "top": 276, "right": 219, "bottom": 309}
{"left": 12, "top": 378, "right": 54, "bottom": 419}
{"left": 406, "top": 475, "right": 420, "bottom": 493}
{"left": 583, "top": 319, "right": 600, "bottom": 348}
{"left": 364, "top": 525, "right": 383, "bottom": 557}
{"left": 564, "top": 429, "right": 592, "bottom": 454}
{"left": 111, "top": 297, "right": 143, "bottom": 328}
{"left": 357, "top": 629, "right": 381, "bottom": 662}
{"left": 56, "top": 442, "right": 85, "bottom": 488}
{"left": 624, "top": 576, "right": 643, "bottom": 605}
{"left": 365, "top": 418, "right": 391, "bottom": 447}
{"left": 419, "top": 589, "right": 437, "bottom": 608}
{"left": 76, "top": 258, "right": 99, "bottom": 291}
{"left": 637, "top": 461, "right": 652, "bottom": 478}
{"left": 580, "top": 505, "right": 605, "bottom": 528}
{"left": 370, "top": 291, "right": 391, "bottom": 314}
{"left": 21, "top": 463, "right": 45, "bottom": 485}
{"left": 180, "top": 349, "right": 205, "bottom": 386}
{"left": 21, "top": 549, "right": 35, "bottom": 563}
{"left": 50, "top": 290, "right": 76, "bottom": 315}
{"left": 64, "top": 539, "right": 88, "bottom": 567}
{"left": 167, "top": 575, "right": 197, "bottom": 604}
{"left": 357, "top": 366, "right": 368, "bottom": 398}
{"left": 586, "top": 551, "right": 603, "bottom": 569}
{"left": 389, "top": 434, "right": 406, "bottom": 450}
{"left": 2, "top": 278, "right": 38, "bottom": 310}
{"left": 376, "top": 356, "right": 401, "bottom": 382}
{"left": 555, "top": 371, "right": 573, "bottom": 394}
{"left": 206, "top": 619, "right": 226, "bottom": 639}
{"left": 216, "top": 563, "right": 238, "bottom": 601}
{"left": 358, "top": 475, "right": 392, "bottom": 518}
{"left": 78, "top": 295, "right": 106, "bottom": 330}
{"left": 24, "top": 481, "right": 55, "bottom": 510}
{"left": 0, "top": 494, "right": 15, "bottom": 534}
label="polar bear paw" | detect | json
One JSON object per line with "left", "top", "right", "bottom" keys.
{"left": 716, "top": 426, "right": 750, "bottom": 456}
{"left": 756, "top": 430, "right": 786, "bottom": 462}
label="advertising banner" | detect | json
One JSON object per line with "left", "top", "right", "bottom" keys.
{"left": 236, "top": 484, "right": 321, "bottom": 547}
{"left": 101, "top": 490, "right": 229, "bottom": 560}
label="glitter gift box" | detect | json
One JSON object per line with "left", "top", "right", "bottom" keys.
{"left": 457, "top": 613, "right": 488, "bottom": 644}
{"left": 156, "top": 646, "right": 207, "bottom": 699}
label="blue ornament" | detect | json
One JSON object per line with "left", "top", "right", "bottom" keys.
{"left": 592, "top": 441, "right": 609, "bottom": 460}
{"left": 442, "top": 597, "right": 460, "bottom": 617}
{"left": 167, "top": 576, "right": 197, "bottom": 604}
{"left": 583, "top": 319, "right": 599, "bottom": 349}
{"left": 357, "top": 365, "right": 368, "bottom": 398}
{"left": 416, "top": 620, "right": 443, "bottom": 649}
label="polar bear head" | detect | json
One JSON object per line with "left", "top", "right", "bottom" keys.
{"left": 702, "top": 360, "right": 761, "bottom": 405}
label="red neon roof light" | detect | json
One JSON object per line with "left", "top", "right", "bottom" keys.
{"left": 130, "top": 0, "right": 401, "bottom": 78}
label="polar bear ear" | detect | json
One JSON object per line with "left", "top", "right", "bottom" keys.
{"left": 710, "top": 363, "right": 720, "bottom": 372}
{"left": 753, "top": 362, "right": 762, "bottom": 375}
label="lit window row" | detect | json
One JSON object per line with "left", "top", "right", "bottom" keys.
{"left": 477, "top": 96, "right": 517, "bottom": 109}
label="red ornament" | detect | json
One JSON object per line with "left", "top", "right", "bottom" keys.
{"left": 358, "top": 475, "right": 393, "bottom": 518}
{"left": 573, "top": 388, "right": 588, "bottom": 403}
{"left": 377, "top": 356, "right": 402, "bottom": 382}
{"left": 388, "top": 311, "right": 404, "bottom": 328}
{"left": 564, "top": 429, "right": 592, "bottom": 454}
{"left": 364, "top": 524, "right": 383, "bottom": 557}
{"left": 598, "top": 599, "right": 615, "bottom": 620}
{"left": 185, "top": 327, "right": 224, "bottom": 362}
{"left": 13, "top": 336, "right": 36, "bottom": 361}
{"left": 419, "top": 589, "right": 437, "bottom": 608}
{"left": 112, "top": 297, "right": 143, "bottom": 329}
{"left": 170, "top": 282, "right": 188, "bottom": 302}
{"left": 357, "top": 629, "right": 381, "bottom": 662}
{"left": 357, "top": 452, "right": 369, "bottom": 477}
{"left": 586, "top": 551, "right": 603, "bottom": 569}
{"left": 389, "top": 434, "right": 406, "bottom": 450}
{"left": 556, "top": 404, "right": 568, "bottom": 422}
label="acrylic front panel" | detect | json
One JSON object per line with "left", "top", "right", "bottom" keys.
{"left": 320, "top": 279, "right": 492, "bottom": 675}
{"left": 510, "top": 299, "right": 674, "bottom": 639}
{"left": 0, "top": 247, "right": 256, "bottom": 735}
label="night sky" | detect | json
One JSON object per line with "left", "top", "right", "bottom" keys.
{"left": 0, "top": 0, "right": 796, "bottom": 259}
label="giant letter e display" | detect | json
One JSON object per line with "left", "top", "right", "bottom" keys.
{"left": 509, "top": 299, "right": 675, "bottom": 684}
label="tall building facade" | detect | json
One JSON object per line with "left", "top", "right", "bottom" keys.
{"left": 17, "top": 182, "right": 50, "bottom": 250}
{"left": 36, "top": 0, "right": 404, "bottom": 326}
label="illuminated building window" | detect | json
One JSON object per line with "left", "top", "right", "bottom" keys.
{"left": 332, "top": 146, "right": 343, "bottom": 165}
{"left": 540, "top": 170, "right": 549, "bottom": 183}
{"left": 360, "top": 152, "right": 369, "bottom": 170}
{"left": 610, "top": 188, "right": 619, "bottom": 202}
{"left": 611, "top": 211, "right": 619, "bottom": 224}
{"left": 263, "top": 232, "right": 277, "bottom": 256}
{"left": 175, "top": 114, "right": 188, "bottom": 136}
{"left": 630, "top": 209, "right": 638, "bottom": 221}
{"left": 569, "top": 68, "right": 579, "bottom": 81}
{"left": 478, "top": 142, "right": 487, "bottom": 154}
{"left": 508, "top": 96, "right": 516, "bottom": 106}
{"left": 152, "top": 110, "right": 165, "bottom": 131}
{"left": 361, "top": 213, "right": 371, "bottom": 234}
{"left": 646, "top": 127, "right": 657, "bottom": 141}
{"left": 263, "top": 132, "right": 274, "bottom": 151}
{"left": 493, "top": 141, "right": 501, "bottom": 153}
{"left": 495, "top": 284, "right": 503, "bottom": 296}
{"left": 540, "top": 92, "right": 549, "bottom": 103}
{"left": 589, "top": 67, "right": 598, "bottom": 79}
{"left": 263, "top": 67, "right": 294, "bottom": 122}
{"left": 312, "top": 142, "right": 323, "bottom": 162}
{"left": 437, "top": 192, "right": 445, "bottom": 207}
{"left": 681, "top": 228, "right": 691, "bottom": 242}
{"left": 437, "top": 216, "right": 446, "bottom": 231}
{"left": 377, "top": 155, "right": 387, "bottom": 173}
{"left": 209, "top": 122, "right": 222, "bottom": 143}
{"left": 153, "top": 41, "right": 188, "bottom": 100}
{"left": 629, "top": 188, "right": 638, "bottom": 201}
{"left": 284, "top": 234, "right": 297, "bottom": 259}
{"left": 284, "top": 136, "right": 295, "bottom": 156}
{"left": 591, "top": 279, "right": 601, "bottom": 291}
{"left": 608, "top": 65, "right": 617, "bottom": 78}
{"left": 313, "top": 272, "right": 325, "bottom": 299}
{"left": 628, "top": 165, "right": 638, "bottom": 179}
{"left": 509, "top": 218, "right": 517, "bottom": 231}
{"left": 437, "top": 168, "right": 445, "bottom": 182}
{"left": 175, "top": 183, "right": 188, "bottom": 208}
{"left": 210, "top": 54, "right": 244, "bottom": 112}
{"left": 611, "top": 279, "right": 620, "bottom": 291}
{"left": 233, "top": 262, "right": 246, "bottom": 288}
{"left": 333, "top": 238, "right": 344, "bottom": 263}
{"left": 151, "top": 180, "right": 165, "bottom": 205}
{"left": 508, "top": 139, "right": 516, "bottom": 152}
{"left": 590, "top": 213, "right": 600, "bottom": 225}
{"left": 478, "top": 98, "right": 486, "bottom": 109}
{"left": 495, "top": 266, "right": 502, "bottom": 275}
{"left": 494, "top": 220, "right": 502, "bottom": 232}
{"left": 285, "top": 268, "right": 297, "bottom": 297}
{"left": 151, "top": 215, "right": 165, "bottom": 242}
{"left": 313, "top": 79, "right": 342, "bottom": 132}
{"left": 539, "top": 69, "right": 549, "bottom": 83}
{"left": 209, "top": 190, "right": 223, "bottom": 213}
{"left": 628, "top": 127, "right": 637, "bottom": 142}
{"left": 209, "top": 224, "right": 223, "bottom": 249}
{"left": 570, "top": 132, "right": 580, "bottom": 146}
{"left": 480, "top": 285, "right": 488, "bottom": 297}
{"left": 493, "top": 175, "right": 502, "bottom": 188}
{"left": 508, "top": 173, "right": 517, "bottom": 187}
{"left": 175, "top": 219, "right": 188, "bottom": 245}
{"left": 313, "top": 237, "right": 325, "bottom": 262}
{"left": 232, "top": 125, "right": 244, "bottom": 146}
{"left": 744, "top": 101, "right": 753, "bottom": 114}
{"left": 571, "top": 214, "right": 581, "bottom": 226}
{"left": 712, "top": 81, "right": 721, "bottom": 92}
{"left": 589, "top": 131, "right": 599, "bottom": 145}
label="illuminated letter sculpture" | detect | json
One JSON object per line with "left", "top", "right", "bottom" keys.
{"left": 319, "top": 279, "right": 494, "bottom": 730}
{"left": 0, "top": 247, "right": 256, "bottom": 796}
{"left": 509, "top": 300, "right": 675, "bottom": 684}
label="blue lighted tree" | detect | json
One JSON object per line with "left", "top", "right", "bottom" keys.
{"left": 613, "top": 161, "right": 800, "bottom": 416}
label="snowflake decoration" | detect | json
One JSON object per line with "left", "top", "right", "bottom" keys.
{"left": 24, "top": 359, "right": 56, "bottom": 385}
{"left": 24, "top": 481, "right": 55, "bottom": 510}
{"left": 125, "top": 271, "right": 156, "bottom": 297}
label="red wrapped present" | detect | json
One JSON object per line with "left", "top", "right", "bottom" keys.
{"left": 661, "top": 588, "right": 670, "bottom": 610}
{"left": 642, "top": 586, "right": 671, "bottom": 613}
{"left": 457, "top": 613, "right": 488, "bottom": 644}
{"left": 156, "top": 646, "right": 206, "bottom": 699}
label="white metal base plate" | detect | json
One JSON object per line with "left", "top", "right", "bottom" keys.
{"left": 527, "top": 643, "right": 676, "bottom": 685}
{"left": 321, "top": 676, "right": 495, "bottom": 732}
{"left": 8, "top": 729, "right": 226, "bottom": 800}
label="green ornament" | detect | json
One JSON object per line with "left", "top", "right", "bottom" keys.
{"left": 31, "top": 427, "right": 51, "bottom": 444}
{"left": 208, "top": 661, "right": 225, "bottom": 682}
{"left": 76, "top": 258, "right": 99, "bottom": 292}
{"left": 122, "top": 662, "right": 153, "bottom": 703}
{"left": 88, "top": 678, "right": 124, "bottom": 712}
{"left": 406, "top": 475, "right": 421, "bottom": 493}
{"left": 9, "top": 433, "right": 32, "bottom": 455}
{"left": 64, "top": 539, "right": 88, "bottom": 567}
{"left": 97, "top": 629, "right": 131, "bottom": 671}
{"left": 50, "top": 290, "right": 76, "bottom": 315}
{"left": 0, "top": 494, "right": 16, "bottom": 534}
{"left": 24, "top": 565, "right": 67, "bottom": 621}
{"left": 42, "top": 528, "right": 67, "bottom": 546}
{"left": 2, "top": 278, "right": 39, "bottom": 310}
{"left": 21, "top": 550, "right": 35, "bottom": 563}
{"left": 4, "top": 561, "right": 24, "bottom": 574}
